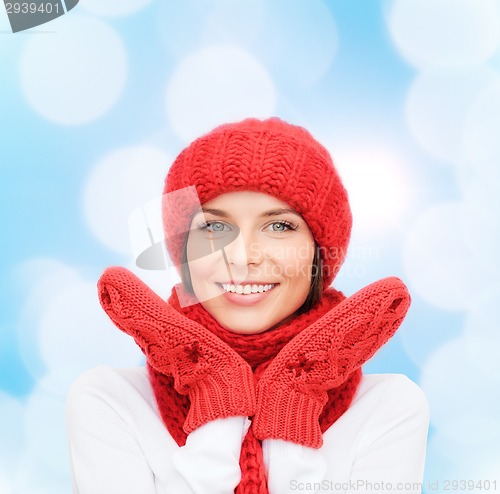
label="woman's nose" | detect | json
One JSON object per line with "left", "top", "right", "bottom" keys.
{"left": 223, "top": 230, "right": 263, "bottom": 268}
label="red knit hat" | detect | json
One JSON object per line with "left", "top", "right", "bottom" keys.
{"left": 162, "top": 117, "right": 352, "bottom": 290}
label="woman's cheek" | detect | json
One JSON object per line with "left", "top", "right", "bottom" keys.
{"left": 187, "top": 251, "right": 225, "bottom": 303}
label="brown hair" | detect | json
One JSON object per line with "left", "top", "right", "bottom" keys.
{"left": 179, "top": 238, "right": 323, "bottom": 317}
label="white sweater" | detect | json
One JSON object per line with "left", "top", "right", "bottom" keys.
{"left": 65, "top": 365, "right": 430, "bottom": 494}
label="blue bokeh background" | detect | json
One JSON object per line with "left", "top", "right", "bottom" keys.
{"left": 1, "top": 0, "right": 500, "bottom": 492}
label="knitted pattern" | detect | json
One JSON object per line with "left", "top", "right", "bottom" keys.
{"left": 162, "top": 117, "right": 352, "bottom": 289}
{"left": 98, "top": 267, "right": 256, "bottom": 434}
{"left": 150, "top": 278, "right": 363, "bottom": 494}
{"left": 97, "top": 117, "right": 412, "bottom": 492}
{"left": 96, "top": 267, "right": 412, "bottom": 493}
{"left": 252, "top": 276, "right": 411, "bottom": 448}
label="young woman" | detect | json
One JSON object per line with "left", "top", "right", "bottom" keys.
{"left": 65, "top": 117, "right": 429, "bottom": 494}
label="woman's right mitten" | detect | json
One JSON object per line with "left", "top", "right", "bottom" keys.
{"left": 97, "top": 266, "right": 256, "bottom": 434}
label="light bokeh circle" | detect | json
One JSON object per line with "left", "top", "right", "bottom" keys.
{"left": 19, "top": 14, "right": 127, "bottom": 125}
{"left": 387, "top": 0, "right": 500, "bottom": 69}
{"left": 405, "top": 68, "right": 500, "bottom": 165}
{"left": 425, "top": 419, "right": 500, "bottom": 482}
{"left": 12, "top": 451, "right": 69, "bottom": 494}
{"left": 474, "top": 456, "right": 500, "bottom": 484}
{"left": 16, "top": 259, "right": 82, "bottom": 380}
{"left": 402, "top": 202, "right": 490, "bottom": 311}
{"left": 15, "top": 258, "right": 144, "bottom": 387}
{"left": 420, "top": 337, "right": 500, "bottom": 428}
{"left": 155, "top": 0, "right": 210, "bottom": 60}
{"left": 463, "top": 288, "right": 500, "bottom": 382}
{"left": 83, "top": 146, "right": 170, "bottom": 256}
{"left": 0, "top": 470, "right": 12, "bottom": 494}
{"left": 459, "top": 178, "right": 500, "bottom": 276}
{"left": 201, "top": 0, "right": 266, "bottom": 51}
{"left": 166, "top": 45, "right": 276, "bottom": 143}
{"left": 157, "top": 0, "right": 337, "bottom": 88}
{"left": 38, "top": 278, "right": 144, "bottom": 384}
{"left": 22, "top": 377, "right": 70, "bottom": 474}
{"left": 398, "top": 309, "right": 460, "bottom": 369}
{"left": 251, "top": 0, "right": 338, "bottom": 87}
{"left": 462, "top": 78, "right": 500, "bottom": 186}
{"left": 0, "top": 392, "right": 25, "bottom": 473}
{"left": 328, "top": 146, "right": 414, "bottom": 233}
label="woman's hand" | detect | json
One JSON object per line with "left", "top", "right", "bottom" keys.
{"left": 252, "top": 276, "right": 411, "bottom": 448}
{"left": 97, "top": 266, "right": 256, "bottom": 434}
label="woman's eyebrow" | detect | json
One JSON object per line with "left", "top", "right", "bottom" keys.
{"left": 195, "top": 207, "right": 302, "bottom": 218}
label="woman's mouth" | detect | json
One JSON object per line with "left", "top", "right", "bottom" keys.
{"left": 215, "top": 282, "right": 279, "bottom": 306}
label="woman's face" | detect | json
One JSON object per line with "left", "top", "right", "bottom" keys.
{"left": 185, "top": 191, "right": 316, "bottom": 334}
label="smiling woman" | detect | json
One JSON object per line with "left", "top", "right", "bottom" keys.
{"left": 182, "top": 191, "right": 317, "bottom": 334}
{"left": 66, "top": 117, "right": 429, "bottom": 494}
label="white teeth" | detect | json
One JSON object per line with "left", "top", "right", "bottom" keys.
{"left": 220, "top": 283, "right": 275, "bottom": 294}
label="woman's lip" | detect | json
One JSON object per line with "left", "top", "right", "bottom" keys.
{"left": 217, "top": 281, "right": 277, "bottom": 285}
{"left": 215, "top": 282, "right": 279, "bottom": 306}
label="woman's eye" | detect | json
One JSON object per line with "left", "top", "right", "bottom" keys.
{"left": 196, "top": 221, "right": 228, "bottom": 232}
{"left": 208, "top": 222, "right": 227, "bottom": 232}
{"left": 196, "top": 220, "right": 298, "bottom": 233}
{"left": 268, "top": 221, "right": 298, "bottom": 232}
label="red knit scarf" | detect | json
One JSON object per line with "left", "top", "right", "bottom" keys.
{"left": 147, "top": 285, "right": 363, "bottom": 493}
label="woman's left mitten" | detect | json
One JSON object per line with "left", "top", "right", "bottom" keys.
{"left": 252, "top": 276, "right": 411, "bottom": 448}
{"left": 97, "top": 266, "right": 256, "bottom": 434}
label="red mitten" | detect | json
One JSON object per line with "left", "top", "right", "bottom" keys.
{"left": 252, "top": 276, "right": 411, "bottom": 448}
{"left": 97, "top": 266, "right": 256, "bottom": 434}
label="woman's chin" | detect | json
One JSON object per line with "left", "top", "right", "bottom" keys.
{"left": 217, "top": 318, "right": 274, "bottom": 335}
